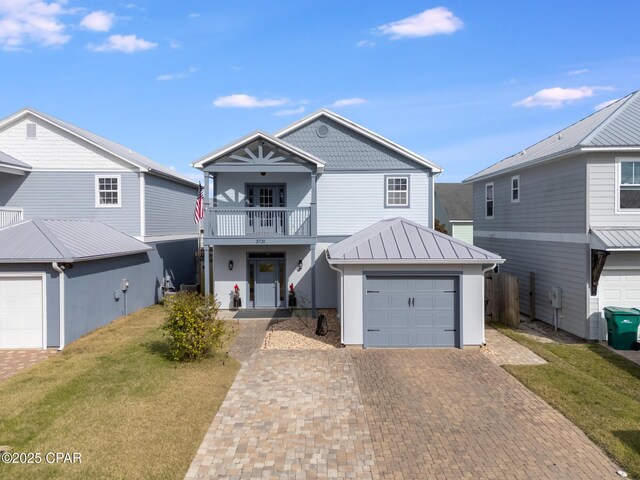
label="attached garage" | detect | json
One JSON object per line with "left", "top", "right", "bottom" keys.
{"left": 327, "top": 217, "right": 503, "bottom": 348}
{"left": 0, "top": 275, "right": 46, "bottom": 349}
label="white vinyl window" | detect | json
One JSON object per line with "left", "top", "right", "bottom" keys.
{"left": 619, "top": 161, "right": 640, "bottom": 210}
{"left": 511, "top": 175, "right": 520, "bottom": 203}
{"left": 485, "top": 182, "right": 494, "bottom": 218}
{"left": 385, "top": 176, "right": 409, "bottom": 207}
{"left": 95, "top": 175, "right": 121, "bottom": 208}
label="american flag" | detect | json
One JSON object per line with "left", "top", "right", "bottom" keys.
{"left": 194, "top": 183, "right": 204, "bottom": 223}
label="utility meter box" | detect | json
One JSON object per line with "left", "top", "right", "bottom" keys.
{"left": 549, "top": 286, "right": 562, "bottom": 308}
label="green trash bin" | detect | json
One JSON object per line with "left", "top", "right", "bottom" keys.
{"left": 603, "top": 307, "right": 640, "bottom": 350}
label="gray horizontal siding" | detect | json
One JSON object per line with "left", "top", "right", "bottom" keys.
{"left": 0, "top": 171, "right": 140, "bottom": 236}
{"left": 145, "top": 174, "right": 198, "bottom": 236}
{"left": 473, "top": 155, "right": 586, "bottom": 234}
{"left": 214, "top": 172, "right": 311, "bottom": 208}
{"left": 476, "top": 237, "right": 589, "bottom": 338}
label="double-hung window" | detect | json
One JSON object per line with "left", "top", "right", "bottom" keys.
{"left": 485, "top": 182, "right": 494, "bottom": 218}
{"left": 95, "top": 175, "right": 121, "bottom": 207}
{"left": 385, "top": 176, "right": 409, "bottom": 207}
{"left": 620, "top": 160, "right": 640, "bottom": 210}
{"left": 511, "top": 175, "right": 520, "bottom": 203}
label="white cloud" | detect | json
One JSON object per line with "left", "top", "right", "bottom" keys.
{"left": 357, "top": 39, "right": 375, "bottom": 48}
{"left": 168, "top": 39, "right": 181, "bottom": 49}
{"left": 273, "top": 106, "right": 305, "bottom": 116}
{"left": 377, "top": 7, "right": 463, "bottom": 39}
{"left": 89, "top": 34, "right": 158, "bottom": 53}
{"left": 156, "top": 66, "right": 198, "bottom": 81}
{"left": 80, "top": 10, "right": 115, "bottom": 32}
{"left": 513, "top": 86, "right": 613, "bottom": 109}
{"left": 594, "top": 98, "right": 619, "bottom": 111}
{"left": 331, "top": 97, "right": 368, "bottom": 108}
{"left": 567, "top": 68, "right": 588, "bottom": 76}
{"left": 213, "top": 94, "right": 289, "bottom": 108}
{"left": 0, "top": 0, "right": 71, "bottom": 51}
{"left": 188, "top": 13, "right": 200, "bottom": 18}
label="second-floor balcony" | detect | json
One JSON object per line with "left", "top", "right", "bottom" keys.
{"left": 205, "top": 206, "right": 314, "bottom": 244}
{"left": 0, "top": 207, "right": 23, "bottom": 228}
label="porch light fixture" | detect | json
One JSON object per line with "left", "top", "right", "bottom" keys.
{"left": 297, "top": 260, "right": 303, "bottom": 271}
{"left": 228, "top": 260, "right": 234, "bottom": 271}
{"left": 260, "top": 172, "right": 266, "bottom": 176}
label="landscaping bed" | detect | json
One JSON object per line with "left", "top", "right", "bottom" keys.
{"left": 496, "top": 323, "right": 640, "bottom": 479}
{"left": 262, "top": 309, "right": 341, "bottom": 350}
{"left": 0, "top": 305, "right": 239, "bottom": 480}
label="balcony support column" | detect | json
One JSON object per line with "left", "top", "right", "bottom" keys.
{"left": 310, "top": 244, "right": 317, "bottom": 318}
{"left": 310, "top": 172, "right": 317, "bottom": 238}
{"left": 203, "top": 246, "right": 211, "bottom": 296}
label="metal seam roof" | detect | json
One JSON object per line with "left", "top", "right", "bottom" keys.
{"left": 591, "top": 228, "right": 640, "bottom": 250}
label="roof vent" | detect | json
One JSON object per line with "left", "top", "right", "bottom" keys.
{"left": 316, "top": 124, "right": 329, "bottom": 138}
{"left": 520, "top": 149, "right": 526, "bottom": 156}
{"left": 557, "top": 134, "right": 563, "bottom": 140}
{"left": 26, "top": 123, "right": 36, "bottom": 139}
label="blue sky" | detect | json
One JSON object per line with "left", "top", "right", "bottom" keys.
{"left": 2, "top": 1, "right": 640, "bottom": 182}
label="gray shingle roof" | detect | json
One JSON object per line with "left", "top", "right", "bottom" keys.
{"left": 434, "top": 183, "right": 473, "bottom": 221}
{"left": 591, "top": 228, "right": 640, "bottom": 250}
{"left": 16, "top": 108, "right": 196, "bottom": 187}
{"left": 464, "top": 91, "right": 640, "bottom": 183}
{"left": 0, "top": 219, "right": 152, "bottom": 263}
{"left": 0, "top": 149, "right": 31, "bottom": 170}
{"left": 327, "top": 217, "right": 502, "bottom": 264}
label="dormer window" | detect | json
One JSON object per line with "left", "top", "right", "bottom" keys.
{"left": 26, "top": 123, "right": 36, "bottom": 139}
{"left": 95, "top": 175, "right": 121, "bottom": 208}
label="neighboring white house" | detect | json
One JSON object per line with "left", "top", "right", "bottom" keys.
{"left": 193, "top": 109, "right": 503, "bottom": 348}
{"left": 465, "top": 89, "right": 640, "bottom": 340}
{"left": 0, "top": 108, "right": 198, "bottom": 349}
{"left": 434, "top": 183, "right": 474, "bottom": 244}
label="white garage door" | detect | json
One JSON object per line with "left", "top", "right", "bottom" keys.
{"left": 599, "top": 269, "right": 640, "bottom": 310}
{"left": 0, "top": 276, "right": 44, "bottom": 349}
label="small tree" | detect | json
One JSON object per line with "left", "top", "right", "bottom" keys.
{"left": 162, "top": 292, "right": 226, "bottom": 361}
{"left": 435, "top": 218, "right": 448, "bottom": 235}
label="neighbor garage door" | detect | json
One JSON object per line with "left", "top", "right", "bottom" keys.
{"left": 0, "top": 276, "right": 44, "bottom": 349}
{"left": 364, "top": 276, "right": 458, "bottom": 347}
{"left": 598, "top": 269, "right": 640, "bottom": 310}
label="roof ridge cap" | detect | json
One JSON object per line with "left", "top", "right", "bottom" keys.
{"left": 32, "top": 219, "right": 73, "bottom": 260}
{"left": 580, "top": 91, "right": 638, "bottom": 145}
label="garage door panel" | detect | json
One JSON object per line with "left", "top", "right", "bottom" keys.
{"left": 600, "top": 270, "right": 640, "bottom": 308}
{"left": 0, "top": 277, "right": 44, "bottom": 349}
{"left": 365, "top": 276, "right": 458, "bottom": 348}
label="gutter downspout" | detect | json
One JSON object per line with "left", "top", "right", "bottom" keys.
{"left": 481, "top": 263, "right": 498, "bottom": 346}
{"left": 327, "top": 252, "right": 345, "bottom": 346}
{"left": 52, "top": 262, "right": 65, "bottom": 350}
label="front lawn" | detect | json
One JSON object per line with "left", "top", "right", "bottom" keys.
{"left": 0, "top": 305, "right": 239, "bottom": 480}
{"left": 496, "top": 324, "right": 640, "bottom": 479}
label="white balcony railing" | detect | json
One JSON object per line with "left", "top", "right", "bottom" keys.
{"left": 208, "top": 207, "right": 312, "bottom": 238}
{"left": 0, "top": 207, "right": 23, "bottom": 228}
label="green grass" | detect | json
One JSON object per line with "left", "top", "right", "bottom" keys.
{"left": 495, "top": 324, "right": 640, "bottom": 478}
{"left": 0, "top": 305, "right": 240, "bottom": 480}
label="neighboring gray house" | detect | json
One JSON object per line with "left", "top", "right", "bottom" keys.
{"left": 434, "top": 183, "right": 474, "bottom": 244}
{"left": 193, "top": 109, "right": 502, "bottom": 348}
{"left": 465, "top": 90, "right": 640, "bottom": 340}
{"left": 0, "top": 108, "right": 198, "bottom": 349}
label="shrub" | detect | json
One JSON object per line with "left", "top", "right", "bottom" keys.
{"left": 162, "top": 292, "right": 226, "bottom": 361}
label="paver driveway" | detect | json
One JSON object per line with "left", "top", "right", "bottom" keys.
{"left": 187, "top": 323, "right": 619, "bottom": 479}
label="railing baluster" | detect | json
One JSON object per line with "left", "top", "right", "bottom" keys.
{"left": 207, "top": 206, "right": 312, "bottom": 238}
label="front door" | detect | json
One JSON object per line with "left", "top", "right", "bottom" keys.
{"left": 256, "top": 260, "right": 277, "bottom": 307}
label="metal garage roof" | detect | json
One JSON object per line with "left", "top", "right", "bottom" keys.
{"left": 326, "top": 217, "right": 503, "bottom": 265}
{"left": 591, "top": 228, "right": 640, "bottom": 251}
{"left": 0, "top": 149, "right": 31, "bottom": 173}
{"left": 0, "top": 219, "right": 152, "bottom": 263}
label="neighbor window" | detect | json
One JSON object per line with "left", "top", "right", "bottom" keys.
{"left": 620, "top": 161, "right": 640, "bottom": 209}
{"left": 485, "top": 182, "right": 494, "bottom": 218}
{"left": 511, "top": 175, "right": 520, "bottom": 203}
{"left": 385, "top": 176, "right": 409, "bottom": 207}
{"left": 95, "top": 175, "right": 121, "bottom": 207}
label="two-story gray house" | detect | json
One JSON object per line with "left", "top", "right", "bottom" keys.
{"left": 193, "top": 109, "right": 503, "bottom": 348}
{"left": 0, "top": 108, "right": 198, "bottom": 349}
{"left": 465, "top": 90, "right": 640, "bottom": 340}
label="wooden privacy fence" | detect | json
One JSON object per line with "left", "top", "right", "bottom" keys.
{"left": 485, "top": 273, "right": 520, "bottom": 327}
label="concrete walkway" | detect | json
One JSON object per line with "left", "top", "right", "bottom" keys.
{"left": 187, "top": 325, "right": 620, "bottom": 479}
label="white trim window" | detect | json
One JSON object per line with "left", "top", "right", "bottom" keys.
{"left": 385, "top": 176, "right": 409, "bottom": 207}
{"left": 485, "top": 182, "right": 494, "bottom": 218}
{"left": 511, "top": 175, "right": 520, "bottom": 203}
{"left": 95, "top": 175, "right": 121, "bottom": 208}
{"left": 619, "top": 160, "right": 640, "bottom": 210}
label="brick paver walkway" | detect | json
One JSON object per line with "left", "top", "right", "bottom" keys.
{"left": 187, "top": 327, "right": 620, "bottom": 479}
{"left": 229, "top": 320, "right": 271, "bottom": 363}
{"left": 0, "top": 349, "right": 57, "bottom": 383}
{"left": 484, "top": 325, "right": 547, "bottom": 366}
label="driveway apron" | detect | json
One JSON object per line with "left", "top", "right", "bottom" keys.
{"left": 187, "top": 324, "right": 619, "bottom": 479}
